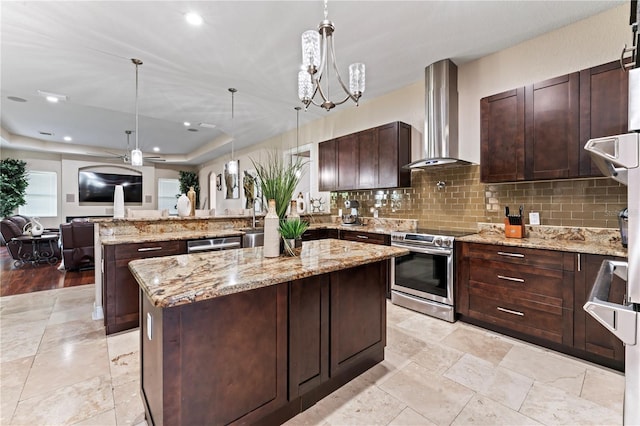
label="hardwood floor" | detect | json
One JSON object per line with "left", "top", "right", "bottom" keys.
{"left": 0, "top": 246, "right": 94, "bottom": 296}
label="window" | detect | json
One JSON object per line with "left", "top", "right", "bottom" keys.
{"left": 19, "top": 171, "right": 58, "bottom": 217}
{"left": 158, "top": 178, "right": 180, "bottom": 215}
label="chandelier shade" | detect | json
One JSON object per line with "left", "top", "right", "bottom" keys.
{"left": 297, "top": 0, "right": 365, "bottom": 111}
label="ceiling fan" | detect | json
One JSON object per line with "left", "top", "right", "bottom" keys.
{"left": 103, "top": 130, "right": 164, "bottom": 163}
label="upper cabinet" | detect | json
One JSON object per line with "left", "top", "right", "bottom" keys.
{"left": 481, "top": 60, "right": 629, "bottom": 183}
{"left": 318, "top": 121, "right": 411, "bottom": 192}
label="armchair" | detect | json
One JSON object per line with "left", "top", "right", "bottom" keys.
{"left": 60, "top": 220, "right": 95, "bottom": 271}
{"left": 1, "top": 215, "right": 62, "bottom": 267}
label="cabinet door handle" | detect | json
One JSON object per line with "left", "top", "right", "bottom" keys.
{"left": 577, "top": 253, "right": 581, "bottom": 272}
{"left": 497, "top": 251, "right": 524, "bottom": 258}
{"left": 498, "top": 275, "right": 525, "bottom": 283}
{"left": 138, "top": 247, "right": 163, "bottom": 252}
{"left": 497, "top": 306, "right": 524, "bottom": 316}
{"left": 356, "top": 235, "right": 369, "bottom": 239}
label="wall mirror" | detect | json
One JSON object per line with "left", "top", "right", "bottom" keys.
{"left": 224, "top": 161, "right": 239, "bottom": 199}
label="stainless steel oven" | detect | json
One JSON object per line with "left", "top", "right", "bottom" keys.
{"left": 390, "top": 230, "right": 468, "bottom": 322}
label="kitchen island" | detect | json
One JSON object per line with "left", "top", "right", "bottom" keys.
{"left": 129, "top": 239, "right": 408, "bottom": 426}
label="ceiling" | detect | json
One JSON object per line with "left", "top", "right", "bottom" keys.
{"left": 0, "top": 1, "right": 623, "bottom": 166}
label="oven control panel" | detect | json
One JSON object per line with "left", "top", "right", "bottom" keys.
{"left": 391, "top": 232, "right": 455, "bottom": 248}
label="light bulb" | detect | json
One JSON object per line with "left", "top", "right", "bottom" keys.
{"left": 301, "top": 30, "right": 320, "bottom": 70}
{"left": 131, "top": 149, "right": 143, "bottom": 166}
{"left": 227, "top": 160, "right": 238, "bottom": 175}
{"left": 349, "top": 63, "right": 365, "bottom": 95}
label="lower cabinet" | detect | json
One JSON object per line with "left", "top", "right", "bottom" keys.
{"left": 103, "top": 240, "right": 186, "bottom": 335}
{"left": 140, "top": 260, "right": 388, "bottom": 425}
{"left": 456, "top": 242, "right": 625, "bottom": 371}
{"left": 573, "top": 253, "right": 625, "bottom": 370}
{"left": 289, "top": 262, "right": 387, "bottom": 409}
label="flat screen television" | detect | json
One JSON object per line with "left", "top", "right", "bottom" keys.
{"left": 78, "top": 171, "right": 143, "bottom": 203}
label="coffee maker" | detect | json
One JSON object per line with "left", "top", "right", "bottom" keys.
{"left": 342, "top": 200, "right": 361, "bottom": 225}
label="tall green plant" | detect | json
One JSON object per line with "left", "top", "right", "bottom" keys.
{"left": 251, "top": 151, "right": 306, "bottom": 220}
{"left": 178, "top": 171, "right": 200, "bottom": 208}
{"left": 0, "top": 158, "right": 29, "bottom": 218}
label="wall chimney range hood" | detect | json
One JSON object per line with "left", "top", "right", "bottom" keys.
{"left": 405, "top": 59, "right": 471, "bottom": 169}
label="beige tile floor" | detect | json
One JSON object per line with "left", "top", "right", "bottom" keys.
{"left": 0, "top": 284, "right": 624, "bottom": 425}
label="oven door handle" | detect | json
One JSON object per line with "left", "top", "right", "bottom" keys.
{"left": 391, "top": 244, "right": 451, "bottom": 256}
{"left": 583, "top": 260, "right": 637, "bottom": 346}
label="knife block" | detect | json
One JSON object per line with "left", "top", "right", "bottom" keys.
{"left": 504, "top": 219, "right": 525, "bottom": 239}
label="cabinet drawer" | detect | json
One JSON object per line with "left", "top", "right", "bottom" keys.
{"left": 340, "top": 230, "right": 389, "bottom": 245}
{"left": 469, "top": 258, "right": 564, "bottom": 299}
{"left": 466, "top": 243, "right": 566, "bottom": 270}
{"left": 113, "top": 240, "right": 186, "bottom": 260}
{"left": 468, "top": 289, "right": 566, "bottom": 344}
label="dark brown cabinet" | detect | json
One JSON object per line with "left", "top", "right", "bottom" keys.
{"left": 141, "top": 260, "right": 388, "bottom": 425}
{"left": 103, "top": 240, "right": 185, "bottom": 334}
{"left": 579, "top": 61, "right": 630, "bottom": 177}
{"left": 337, "top": 134, "right": 358, "bottom": 190}
{"left": 480, "top": 88, "right": 525, "bottom": 183}
{"left": 573, "top": 253, "right": 625, "bottom": 370}
{"left": 456, "top": 242, "right": 574, "bottom": 346}
{"left": 457, "top": 242, "right": 625, "bottom": 371}
{"left": 481, "top": 60, "right": 629, "bottom": 183}
{"left": 339, "top": 229, "right": 390, "bottom": 246}
{"left": 524, "top": 73, "right": 580, "bottom": 180}
{"left": 318, "top": 121, "right": 411, "bottom": 191}
{"left": 318, "top": 138, "right": 337, "bottom": 191}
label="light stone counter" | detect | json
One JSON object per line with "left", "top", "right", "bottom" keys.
{"left": 458, "top": 223, "right": 627, "bottom": 258}
{"left": 129, "top": 239, "right": 408, "bottom": 308}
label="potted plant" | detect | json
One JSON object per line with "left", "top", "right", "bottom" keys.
{"left": 0, "top": 158, "right": 29, "bottom": 218}
{"left": 251, "top": 151, "right": 305, "bottom": 220}
{"left": 278, "top": 218, "right": 309, "bottom": 256}
{"left": 178, "top": 170, "right": 200, "bottom": 208}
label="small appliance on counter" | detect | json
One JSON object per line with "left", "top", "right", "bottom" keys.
{"left": 342, "top": 200, "right": 362, "bottom": 225}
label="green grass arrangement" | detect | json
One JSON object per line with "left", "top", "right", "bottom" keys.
{"left": 251, "top": 151, "right": 306, "bottom": 220}
{"left": 278, "top": 218, "right": 309, "bottom": 239}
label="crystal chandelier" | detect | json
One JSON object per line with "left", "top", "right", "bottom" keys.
{"left": 131, "top": 58, "right": 143, "bottom": 166}
{"left": 298, "top": 0, "right": 365, "bottom": 111}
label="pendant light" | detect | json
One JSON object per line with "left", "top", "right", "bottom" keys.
{"left": 131, "top": 58, "right": 143, "bottom": 166}
{"left": 227, "top": 88, "right": 238, "bottom": 174}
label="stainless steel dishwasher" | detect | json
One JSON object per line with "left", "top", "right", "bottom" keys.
{"left": 186, "top": 236, "right": 242, "bottom": 253}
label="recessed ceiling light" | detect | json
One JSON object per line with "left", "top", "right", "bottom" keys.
{"left": 199, "top": 122, "right": 216, "bottom": 129}
{"left": 183, "top": 121, "right": 191, "bottom": 126}
{"left": 7, "top": 96, "right": 27, "bottom": 102}
{"left": 37, "top": 90, "right": 68, "bottom": 103}
{"left": 63, "top": 136, "right": 72, "bottom": 141}
{"left": 185, "top": 12, "right": 203, "bottom": 26}
{"left": 153, "top": 147, "right": 160, "bottom": 152}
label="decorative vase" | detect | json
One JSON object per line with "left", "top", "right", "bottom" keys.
{"left": 288, "top": 200, "right": 299, "bottom": 220}
{"left": 113, "top": 185, "right": 125, "bottom": 218}
{"left": 263, "top": 199, "right": 280, "bottom": 258}
{"left": 176, "top": 194, "right": 191, "bottom": 217}
{"left": 296, "top": 192, "right": 306, "bottom": 214}
{"left": 187, "top": 186, "right": 196, "bottom": 216}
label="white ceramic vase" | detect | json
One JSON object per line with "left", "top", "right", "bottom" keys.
{"left": 263, "top": 199, "right": 280, "bottom": 258}
{"left": 113, "top": 185, "right": 125, "bottom": 218}
{"left": 176, "top": 194, "right": 191, "bottom": 217}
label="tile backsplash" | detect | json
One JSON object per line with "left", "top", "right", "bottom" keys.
{"left": 330, "top": 165, "right": 627, "bottom": 231}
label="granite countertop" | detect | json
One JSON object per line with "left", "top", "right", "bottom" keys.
{"left": 100, "top": 229, "right": 244, "bottom": 245}
{"left": 129, "top": 239, "right": 408, "bottom": 308}
{"left": 308, "top": 223, "right": 395, "bottom": 235}
{"left": 458, "top": 224, "right": 627, "bottom": 258}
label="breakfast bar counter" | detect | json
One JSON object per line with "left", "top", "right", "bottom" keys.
{"left": 129, "top": 240, "right": 407, "bottom": 426}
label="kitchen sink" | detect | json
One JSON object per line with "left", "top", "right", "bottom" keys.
{"left": 241, "top": 228, "right": 264, "bottom": 248}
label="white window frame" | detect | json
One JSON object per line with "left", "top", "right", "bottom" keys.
{"left": 18, "top": 170, "right": 58, "bottom": 217}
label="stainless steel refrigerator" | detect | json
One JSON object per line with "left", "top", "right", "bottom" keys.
{"left": 584, "top": 64, "right": 640, "bottom": 425}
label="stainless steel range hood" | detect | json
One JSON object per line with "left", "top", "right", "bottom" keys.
{"left": 405, "top": 59, "right": 471, "bottom": 169}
